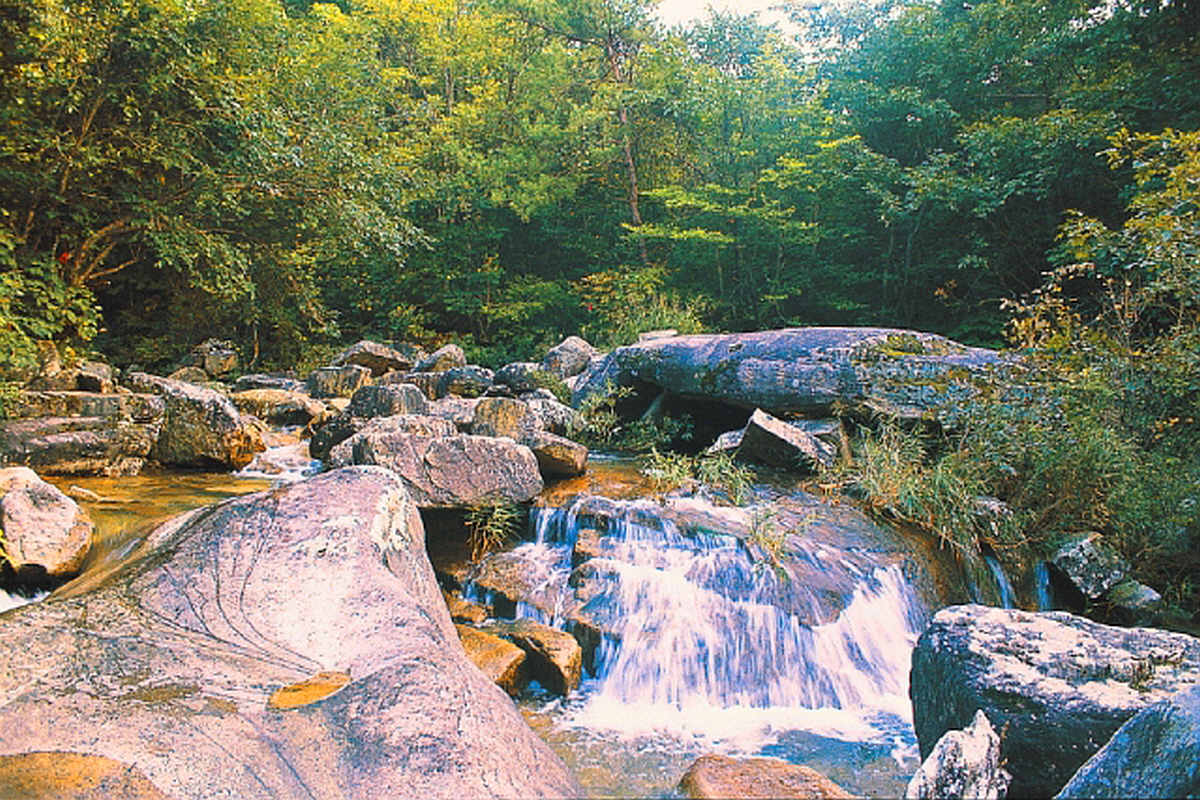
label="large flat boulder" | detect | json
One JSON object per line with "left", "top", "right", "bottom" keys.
{"left": 581, "top": 327, "right": 1007, "bottom": 422}
{"left": 332, "top": 339, "right": 423, "bottom": 376}
{"left": 127, "top": 373, "right": 264, "bottom": 469}
{"left": 0, "top": 467, "right": 580, "bottom": 798}
{"left": 911, "top": 604, "right": 1200, "bottom": 798}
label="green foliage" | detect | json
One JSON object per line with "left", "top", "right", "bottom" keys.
{"left": 641, "top": 447, "right": 756, "bottom": 505}
{"left": 466, "top": 499, "right": 523, "bottom": 562}
{"left": 576, "top": 267, "right": 707, "bottom": 349}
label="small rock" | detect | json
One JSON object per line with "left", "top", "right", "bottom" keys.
{"left": 526, "top": 431, "right": 588, "bottom": 478}
{"left": 679, "top": 754, "right": 854, "bottom": 799}
{"left": 740, "top": 409, "right": 837, "bottom": 471}
{"left": 445, "top": 593, "right": 491, "bottom": 625}
{"left": 456, "top": 624, "right": 526, "bottom": 697}
{"left": 346, "top": 383, "right": 429, "bottom": 419}
{"left": 1051, "top": 535, "right": 1128, "bottom": 600}
{"left": 167, "top": 365, "right": 210, "bottom": 384}
{"left": 230, "top": 389, "right": 326, "bottom": 427}
{"left": 470, "top": 397, "right": 543, "bottom": 440}
{"left": 232, "top": 373, "right": 304, "bottom": 393}
{"left": 523, "top": 396, "right": 579, "bottom": 436}
{"left": 428, "top": 397, "right": 481, "bottom": 431}
{"left": 705, "top": 428, "right": 745, "bottom": 455}
{"left": 332, "top": 340, "right": 422, "bottom": 376}
{"left": 1102, "top": 578, "right": 1163, "bottom": 626}
{"left": 496, "top": 362, "right": 544, "bottom": 394}
{"left": 906, "top": 710, "right": 1011, "bottom": 800}
{"left": 489, "top": 618, "right": 582, "bottom": 696}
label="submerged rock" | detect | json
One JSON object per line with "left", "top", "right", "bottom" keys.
{"left": 679, "top": 754, "right": 853, "bottom": 799}
{"left": 0, "top": 467, "right": 581, "bottom": 798}
{"left": 910, "top": 604, "right": 1200, "bottom": 798}
{"left": 905, "top": 710, "right": 1010, "bottom": 800}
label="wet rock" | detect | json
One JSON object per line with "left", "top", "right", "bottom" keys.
{"left": 339, "top": 432, "right": 543, "bottom": 508}
{"left": 1102, "top": 578, "right": 1163, "bottom": 626}
{"left": 306, "top": 364, "right": 372, "bottom": 399}
{"left": 526, "top": 431, "right": 588, "bottom": 478}
{"left": 489, "top": 618, "right": 582, "bottom": 696}
{"left": 1055, "top": 683, "right": 1200, "bottom": 799}
{"left": 740, "top": 409, "right": 838, "bottom": 471}
{"left": 706, "top": 428, "right": 745, "bottom": 455}
{"left": 332, "top": 339, "right": 423, "bottom": 377}
{"left": 600, "top": 327, "right": 1006, "bottom": 422}
{"left": 470, "top": 547, "right": 577, "bottom": 621}
{"left": 232, "top": 373, "right": 305, "bottom": 393}
{"left": 543, "top": 336, "right": 597, "bottom": 380}
{"left": 417, "top": 343, "right": 467, "bottom": 373}
{"left": 470, "top": 397, "right": 542, "bottom": 440}
{"left": 679, "top": 754, "right": 854, "bottom": 799}
{"left": 0, "top": 467, "right": 581, "bottom": 798}
{"left": 0, "top": 392, "right": 164, "bottom": 476}
{"left": 230, "top": 389, "right": 326, "bottom": 427}
{"left": 438, "top": 366, "right": 495, "bottom": 399}
{"left": 445, "top": 593, "right": 491, "bottom": 625}
{"left": 325, "top": 415, "right": 458, "bottom": 468}
{"left": 455, "top": 624, "right": 526, "bottom": 697}
{"left": 910, "top": 604, "right": 1200, "bottom": 798}
{"left": 905, "top": 710, "right": 1010, "bottom": 800}
{"left": 126, "top": 373, "right": 264, "bottom": 469}
{"left": 0, "top": 467, "right": 93, "bottom": 577}
{"left": 1050, "top": 535, "right": 1128, "bottom": 600}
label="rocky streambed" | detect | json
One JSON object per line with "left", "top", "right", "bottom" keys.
{"left": 1, "top": 327, "right": 1198, "bottom": 799}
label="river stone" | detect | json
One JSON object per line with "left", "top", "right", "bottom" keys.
{"left": 438, "top": 366, "right": 495, "bottom": 399}
{"left": 910, "top": 604, "right": 1200, "bottom": 798}
{"left": 126, "top": 372, "right": 264, "bottom": 469}
{"left": 446, "top": 593, "right": 490, "bottom": 625}
{"left": 332, "top": 339, "right": 422, "bottom": 376}
{"left": 337, "top": 432, "right": 543, "bottom": 508}
{"left": 307, "top": 364, "right": 372, "bottom": 399}
{"left": 178, "top": 337, "right": 238, "bottom": 377}
{"left": 167, "top": 365, "right": 210, "bottom": 384}
{"left": 543, "top": 336, "right": 597, "bottom": 380}
{"left": 470, "top": 397, "right": 543, "bottom": 440}
{"left": 905, "top": 710, "right": 1010, "bottom": 800}
{"left": 428, "top": 396, "right": 481, "bottom": 431}
{"left": 489, "top": 618, "right": 582, "bottom": 696}
{"left": 1055, "top": 683, "right": 1200, "bottom": 799}
{"left": 595, "top": 327, "right": 1006, "bottom": 421}
{"left": 417, "top": 343, "right": 467, "bottom": 372}
{"left": 0, "top": 467, "right": 93, "bottom": 577}
{"left": 526, "top": 430, "right": 588, "bottom": 478}
{"left": 1050, "top": 535, "right": 1128, "bottom": 600}
{"left": 740, "top": 409, "right": 838, "bottom": 471}
{"left": 0, "top": 467, "right": 581, "bottom": 799}
{"left": 455, "top": 624, "right": 527, "bottom": 697}
{"left": 230, "top": 389, "right": 326, "bottom": 426}
{"left": 0, "top": 403, "right": 162, "bottom": 477}
{"left": 326, "top": 415, "right": 458, "bottom": 468}
{"left": 679, "top": 754, "right": 854, "bottom": 799}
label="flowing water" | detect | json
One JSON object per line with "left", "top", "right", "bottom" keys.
{"left": 467, "top": 484, "right": 949, "bottom": 797}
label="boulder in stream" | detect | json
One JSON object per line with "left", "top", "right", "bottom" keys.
{"left": 905, "top": 710, "right": 1010, "bottom": 800}
{"left": 0, "top": 467, "right": 581, "bottom": 798}
{"left": 739, "top": 409, "right": 840, "bottom": 471}
{"left": 126, "top": 372, "right": 264, "bottom": 469}
{"left": 0, "top": 466, "right": 93, "bottom": 579}
{"left": 910, "top": 604, "right": 1200, "bottom": 798}
{"left": 455, "top": 624, "right": 527, "bottom": 697}
{"left": 488, "top": 618, "right": 583, "bottom": 696}
{"left": 230, "top": 388, "right": 326, "bottom": 427}
{"left": 306, "top": 364, "right": 372, "bottom": 398}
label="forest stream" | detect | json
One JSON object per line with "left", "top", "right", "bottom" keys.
{"left": 7, "top": 438, "right": 974, "bottom": 798}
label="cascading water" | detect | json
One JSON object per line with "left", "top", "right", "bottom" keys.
{"left": 472, "top": 492, "right": 932, "bottom": 791}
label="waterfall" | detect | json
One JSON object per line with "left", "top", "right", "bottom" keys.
{"left": 983, "top": 551, "right": 1016, "bottom": 609}
{"left": 508, "top": 496, "right": 928, "bottom": 747}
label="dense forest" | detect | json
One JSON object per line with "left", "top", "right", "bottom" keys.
{"left": 2, "top": 0, "right": 1196, "bottom": 369}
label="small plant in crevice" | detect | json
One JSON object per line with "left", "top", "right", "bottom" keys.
{"left": 640, "top": 449, "right": 758, "bottom": 506}
{"left": 569, "top": 381, "right": 692, "bottom": 451}
{"left": 466, "top": 499, "right": 522, "bottom": 562}
{"left": 747, "top": 506, "right": 788, "bottom": 578}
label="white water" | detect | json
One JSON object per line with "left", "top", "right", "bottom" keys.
{"left": 499, "top": 496, "right": 927, "bottom": 757}
{"left": 235, "top": 441, "right": 320, "bottom": 482}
